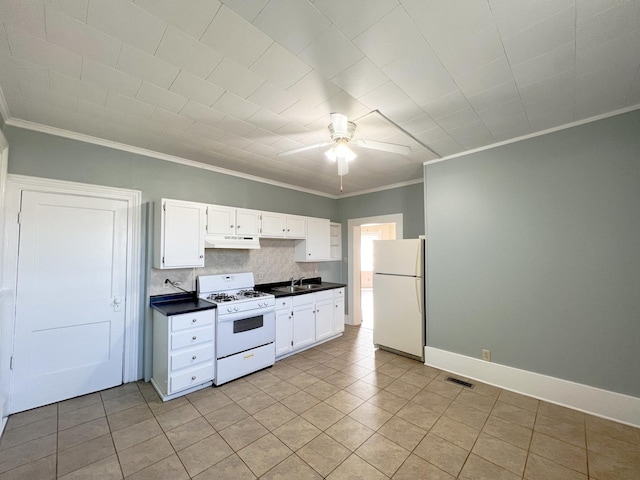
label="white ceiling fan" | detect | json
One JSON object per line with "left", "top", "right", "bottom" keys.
{"left": 276, "top": 113, "right": 412, "bottom": 191}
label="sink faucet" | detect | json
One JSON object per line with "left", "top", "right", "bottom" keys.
{"left": 294, "top": 276, "right": 305, "bottom": 286}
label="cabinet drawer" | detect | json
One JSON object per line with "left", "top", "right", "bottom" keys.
{"left": 276, "top": 297, "right": 292, "bottom": 311}
{"left": 170, "top": 344, "right": 214, "bottom": 372}
{"left": 216, "top": 343, "right": 275, "bottom": 385}
{"left": 334, "top": 287, "right": 344, "bottom": 298}
{"left": 315, "top": 289, "right": 334, "bottom": 301}
{"left": 171, "top": 310, "right": 214, "bottom": 332}
{"left": 171, "top": 326, "right": 214, "bottom": 350}
{"left": 292, "top": 293, "right": 314, "bottom": 306}
{"left": 169, "top": 363, "right": 214, "bottom": 394}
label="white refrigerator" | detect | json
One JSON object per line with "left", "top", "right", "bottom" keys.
{"left": 372, "top": 238, "right": 425, "bottom": 361}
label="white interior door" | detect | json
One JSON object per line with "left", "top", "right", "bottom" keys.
{"left": 11, "top": 190, "right": 128, "bottom": 412}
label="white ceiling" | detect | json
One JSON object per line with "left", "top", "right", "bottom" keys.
{"left": 1, "top": 1, "right": 639, "bottom": 196}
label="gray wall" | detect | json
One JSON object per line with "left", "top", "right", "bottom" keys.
{"left": 337, "top": 183, "right": 425, "bottom": 239}
{"left": 5, "top": 126, "right": 338, "bottom": 220}
{"left": 425, "top": 109, "right": 640, "bottom": 397}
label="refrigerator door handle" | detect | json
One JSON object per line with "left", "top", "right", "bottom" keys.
{"left": 415, "top": 278, "right": 422, "bottom": 314}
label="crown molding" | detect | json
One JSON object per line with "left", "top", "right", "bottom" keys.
{"left": 337, "top": 177, "right": 423, "bottom": 198}
{"left": 424, "top": 104, "right": 640, "bottom": 166}
{"left": 4, "top": 118, "right": 341, "bottom": 199}
{"left": 0, "top": 87, "right": 10, "bottom": 126}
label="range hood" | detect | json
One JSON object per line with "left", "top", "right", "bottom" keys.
{"left": 204, "top": 235, "right": 260, "bottom": 249}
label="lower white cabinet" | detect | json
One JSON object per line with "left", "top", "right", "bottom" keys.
{"left": 292, "top": 294, "right": 316, "bottom": 350}
{"left": 275, "top": 287, "right": 345, "bottom": 359}
{"left": 275, "top": 297, "right": 293, "bottom": 356}
{"left": 315, "top": 290, "right": 334, "bottom": 342}
{"left": 333, "top": 288, "right": 345, "bottom": 334}
{"left": 151, "top": 309, "right": 215, "bottom": 401}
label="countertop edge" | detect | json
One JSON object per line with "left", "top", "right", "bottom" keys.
{"left": 150, "top": 292, "right": 217, "bottom": 316}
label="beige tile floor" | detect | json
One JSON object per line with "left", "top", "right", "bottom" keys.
{"left": 1, "top": 325, "right": 639, "bottom": 479}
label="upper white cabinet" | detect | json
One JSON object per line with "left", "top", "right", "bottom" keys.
{"left": 154, "top": 199, "right": 205, "bottom": 269}
{"left": 285, "top": 215, "right": 307, "bottom": 238}
{"left": 261, "top": 211, "right": 285, "bottom": 237}
{"left": 330, "top": 222, "right": 342, "bottom": 261}
{"left": 156, "top": 198, "right": 338, "bottom": 263}
{"left": 295, "top": 218, "right": 330, "bottom": 262}
{"left": 236, "top": 208, "right": 261, "bottom": 236}
{"left": 206, "top": 205, "right": 261, "bottom": 236}
{"left": 261, "top": 212, "right": 307, "bottom": 239}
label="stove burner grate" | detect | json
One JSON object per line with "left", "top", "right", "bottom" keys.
{"left": 207, "top": 293, "right": 239, "bottom": 302}
{"left": 237, "top": 289, "right": 266, "bottom": 298}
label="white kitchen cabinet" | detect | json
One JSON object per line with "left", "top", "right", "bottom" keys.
{"left": 154, "top": 199, "right": 206, "bottom": 269}
{"left": 330, "top": 222, "right": 342, "bottom": 261}
{"left": 286, "top": 215, "right": 307, "bottom": 238}
{"left": 275, "top": 297, "right": 293, "bottom": 356}
{"left": 206, "top": 205, "right": 261, "bottom": 236}
{"left": 151, "top": 309, "right": 215, "bottom": 401}
{"left": 261, "top": 213, "right": 307, "bottom": 239}
{"left": 333, "top": 288, "right": 345, "bottom": 335}
{"left": 294, "top": 217, "right": 330, "bottom": 261}
{"left": 275, "top": 287, "right": 345, "bottom": 359}
{"left": 236, "top": 208, "right": 261, "bottom": 236}
{"left": 261, "top": 211, "right": 286, "bottom": 237}
{"left": 206, "top": 204, "right": 234, "bottom": 235}
{"left": 314, "top": 290, "right": 334, "bottom": 342}
{"left": 292, "top": 294, "right": 316, "bottom": 350}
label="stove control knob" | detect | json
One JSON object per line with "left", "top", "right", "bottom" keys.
{"left": 227, "top": 307, "right": 233, "bottom": 313}
{"left": 234, "top": 306, "right": 239, "bottom": 312}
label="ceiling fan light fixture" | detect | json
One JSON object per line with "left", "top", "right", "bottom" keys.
{"left": 324, "top": 139, "right": 357, "bottom": 162}
{"left": 337, "top": 156, "right": 349, "bottom": 176}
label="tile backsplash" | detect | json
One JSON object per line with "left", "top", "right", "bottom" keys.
{"left": 150, "top": 239, "right": 319, "bottom": 295}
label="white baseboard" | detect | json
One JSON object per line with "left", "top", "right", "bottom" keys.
{"left": 425, "top": 346, "right": 640, "bottom": 428}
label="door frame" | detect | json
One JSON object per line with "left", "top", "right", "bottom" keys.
{"left": 347, "top": 213, "right": 403, "bottom": 326}
{"left": 2, "top": 174, "right": 142, "bottom": 413}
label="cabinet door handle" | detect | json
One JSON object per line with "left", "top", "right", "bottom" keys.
{"left": 192, "top": 336, "right": 197, "bottom": 340}
{"left": 191, "top": 376, "right": 196, "bottom": 380}
{"left": 230, "top": 225, "right": 234, "bottom": 228}
{"left": 192, "top": 318, "right": 197, "bottom": 323}
{"left": 192, "top": 355, "right": 197, "bottom": 360}
{"left": 199, "top": 255, "right": 203, "bottom": 258}
{"left": 237, "top": 225, "right": 241, "bottom": 229}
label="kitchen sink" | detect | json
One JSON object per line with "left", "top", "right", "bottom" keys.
{"left": 273, "top": 286, "right": 298, "bottom": 293}
{"left": 294, "top": 284, "right": 321, "bottom": 291}
{"left": 272, "top": 284, "right": 323, "bottom": 294}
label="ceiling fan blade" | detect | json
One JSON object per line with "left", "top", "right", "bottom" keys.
{"left": 354, "top": 139, "right": 411, "bottom": 155}
{"left": 276, "top": 142, "right": 332, "bottom": 157}
{"left": 330, "top": 113, "right": 349, "bottom": 137}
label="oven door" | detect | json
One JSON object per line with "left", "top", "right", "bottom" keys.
{"left": 217, "top": 310, "right": 275, "bottom": 358}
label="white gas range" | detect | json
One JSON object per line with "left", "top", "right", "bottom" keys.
{"left": 197, "top": 272, "right": 276, "bottom": 385}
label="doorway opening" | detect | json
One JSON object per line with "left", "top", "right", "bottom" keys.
{"left": 360, "top": 224, "right": 396, "bottom": 329}
{"left": 347, "top": 214, "right": 403, "bottom": 328}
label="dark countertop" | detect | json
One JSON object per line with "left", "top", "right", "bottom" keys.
{"left": 256, "top": 277, "right": 346, "bottom": 298}
{"left": 150, "top": 292, "right": 216, "bottom": 316}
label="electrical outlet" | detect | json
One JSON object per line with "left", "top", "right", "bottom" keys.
{"left": 482, "top": 349, "right": 491, "bottom": 362}
{"left": 258, "top": 273, "right": 264, "bottom": 280}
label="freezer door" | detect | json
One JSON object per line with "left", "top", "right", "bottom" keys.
{"left": 373, "top": 273, "right": 424, "bottom": 359}
{"left": 373, "top": 239, "right": 423, "bottom": 277}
